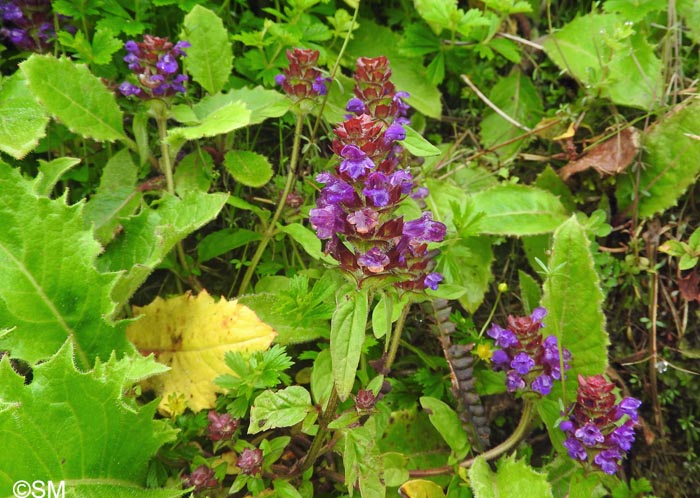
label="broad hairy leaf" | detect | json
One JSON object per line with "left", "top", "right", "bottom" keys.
{"left": 166, "top": 101, "right": 251, "bottom": 146}
{"left": 181, "top": 5, "right": 232, "bottom": 94}
{"left": 539, "top": 216, "right": 609, "bottom": 439}
{"left": 616, "top": 101, "right": 700, "bottom": 217}
{"left": 127, "top": 290, "right": 276, "bottom": 415}
{"left": 20, "top": 54, "right": 126, "bottom": 142}
{"left": 402, "top": 126, "right": 441, "bottom": 156}
{"left": 97, "top": 190, "right": 227, "bottom": 308}
{"left": 249, "top": 386, "right": 312, "bottom": 434}
{"left": 223, "top": 149, "right": 273, "bottom": 187}
{"left": 331, "top": 286, "right": 369, "bottom": 400}
{"left": 419, "top": 396, "right": 469, "bottom": 457}
{"left": 0, "top": 72, "right": 49, "bottom": 159}
{"left": 437, "top": 236, "right": 493, "bottom": 313}
{"left": 33, "top": 157, "right": 81, "bottom": 197}
{"left": 471, "top": 184, "right": 568, "bottom": 235}
{"left": 0, "top": 341, "right": 180, "bottom": 498}
{"left": 0, "top": 163, "right": 131, "bottom": 367}
{"left": 480, "top": 69, "right": 543, "bottom": 160}
{"left": 543, "top": 13, "right": 662, "bottom": 110}
{"left": 469, "top": 455, "right": 553, "bottom": 498}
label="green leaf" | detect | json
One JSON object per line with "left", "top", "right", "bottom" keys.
{"left": 616, "top": 101, "right": 700, "bottom": 217}
{"left": 0, "top": 72, "right": 49, "bottom": 159}
{"left": 399, "top": 479, "right": 446, "bottom": 498}
{"left": 20, "top": 54, "right": 126, "bottom": 142}
{"left": 402, "top": 126, "right": 442, "bottom": 156}
{"left": 0, "top": 341, "right": 179, "bottom": 498}
{"left": 469, "top": 455, "right": 553, "bottom": 498}
{"left": 249, "top": 386, "right": 312, "bottom": 434}
{"left": 278, "top": 223, "right": 325, "bottom": 261}
{"left": 90, "top": 28, "right": 123, "bottom": 64}
{"left": 518, "top": 270, "right": 541, "bottom": 315}
{"left": 419, "top": 396, "right": 469, "bottom": 457}
{"left": 331, "top": 287, "right": 369, "bottom": 400}
{"left": 166, "top": 101, "right": 251, "bottom": 145}
{"left": 541, "top": 216, "right": 609, "bottom": 397}
{"left": 0, "top": 164, "right": 132, "bottom": 367}
{"left": 382, "top": 452, "right": 409, "bottom": 487}
{"left": 414, "top": 0, "right": 460, "bottom": 34}
{"left": 471, "top": 184, "right": 568, "bottom": 235}
{"left": 542, "top": 13, "right": 662, "bottom": 110}
{"left": 33, "top": 157, "right": 81, "bottom": 197}
{"left": 228, "top": 86, "right": 291, "bottom": 124}
{"left": 83, "top": 148, "right": 142, "bottom": 244}
{"left": 437, "top": 237, "right": 493, "bottom": 313}
{"left": 181, "top": 5, "right": 233, "bottom": 94}
{"left": 480, "top": 69, "right": 543, "bottom": 159}
{"left": 311, "top": 349, "right": 333, "bottom": 408}
{"left": 97, "top": 191, "right": 227, "bottom": 308}
{"left": 223, "top": 149, "right": 274, "bottom": 187}
{"left": 197, "top": 228, "right": 261, "bottom": 262}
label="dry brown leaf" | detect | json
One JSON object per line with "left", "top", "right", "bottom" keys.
{"left": 558, "top": 127, "right": 640, "bottom": 181}
{"left": 127, "top": 290, "right": 276, "bottom": 415}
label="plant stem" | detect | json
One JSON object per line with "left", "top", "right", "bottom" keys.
{"left": 299, "top": 386, "right": 340, "bottom": 473}
{"left": 384, "top": 303, "right": 410, "bottom": 373}
{"left": 238, "top": 113, "right": 305, "bottom": 295}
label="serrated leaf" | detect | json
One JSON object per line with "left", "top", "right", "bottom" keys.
{"left": 166, "top": 101, "right": 251, "bottom": 145}
{"left": 331, "top": 287, "right": 369, "bottom": 400}
{"left": 402, "top": 126, "right": 441, "bottom": 156}
{"left": 127, "top": 290, "right": 276, "bottom": 415}
{"left": 471, "top": 185, "right": 568, "bottom": 235}
{"left": 97, "top": 191, "right": 227, "bottom": 308}
{"left": 223, "top": 149, "right": 274, "bottom": 187}
{"left": 480, "top": 69, "right": 543, "bottom": 159}
{"left": 0, "top": 163, "right": 131, "bottom": 367}
{"left": 278, "top": 222, "right": 325, "bottom": 260}
{"left": 20, "top": 54, "right": 126, "bottom": 142}
{"left": 0, "top": 72, "right": 49, "bottom": 159}
{"left": 542, "top": 13, "right": 662, "bottom": 110}
{"left": 616, "top": 101, "right": 700, "bottom": 217}
{"left": 181, "top": 5, "right": 233, "bottom": 94}
{"left": 0, "top": 341, "right": 179, "bottom": 498}
{"left": 249, "top": 386, "right": 312, "bottom": 434}
{"left": 541, "top": 216, "right": 609, "bottom": 397}
{"left": 228, "top": 86, "right": 291, "bottom": 124}
{"left": 437, "top": 237, "right": 493, "bottom": 313}
{"left": 33, "top": 157, "right": 81, "bottom": 196}
{"left": 419, "top": 396, "right": 469, "bottom": 457}
{"left": 469, "top": 455, "right": 553, "bottom": 498}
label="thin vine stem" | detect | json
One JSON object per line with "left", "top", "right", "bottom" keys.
{"left": 238, "top": 113, "right": 305, "bottom": 295}
{"left": 384, "top": 303, "right": 411, "bottom": 373}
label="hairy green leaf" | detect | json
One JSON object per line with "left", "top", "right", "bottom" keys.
{"left": 471, "top": 184, "right": 568, "bottom": 235}
{"left": 21, "top": 54, "right": 126, "bottom": 142}
{"left": 33, "top": 157, "right": 82, "bottom": 197}
{"left": 419, "top": 396, "right": 469, "bottom": 457}
{"left": 402, "top": 126, "right": 441, "bottom": 156}
{"left": 181, "top": 5, "right": 232, "bottom": 94}
{"left": 166, "top": 101, "right": 251, "bottom": 145}
{"left": 0, "top": 342, "right": 179, "bottom": 498}
{"left": 469, "top": 455, "right": 553, "bottom": 498}
{"left": 616, "top": 101, "right": 700, "bottom": 217}
{"left": 0, "top": 164, "right": 131, "bottom": 366}
{"left": 331, "top": 287, "right": 369, "bottom": 400}
{"left": 0, "top": 72, "right": 49, "bottom": 159}
{"left": 249, "top": 386, "right": 312, "bottom": 434}
{"left": 223, "top": 149, "right": 273, "bottom": 187}
{"left": 437, "top": 237, "right": 493, "bottom": 313}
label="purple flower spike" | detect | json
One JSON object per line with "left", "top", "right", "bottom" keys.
{"left": 511, "top": 352, "right": 535, "bottom": 375}
{"left": 576, "top": 422, "right": 605, "bottom": 447}
{"left": 384, "top": 123, "right": 406, "bottom": 144}
{"left": 594, "top": 449, "right": 621, "bottom": 475}
{"left": 610, "top": 421, "right": 636, "bottom": 451}
{"left": 157, "top": 53, "right": 178, "bottom": 74}
{"left": 531, "top": 374, "right": 553, "bottom": 395}
{"left": 403, "top": 212, "right": 447, "bottom": 242}
{"left": 347, "top": 208, "right": 379, "bottom": 234}
{"left": 615, "top": 397, "right": 642, "bottom": 422}
{"left": 310, "top": 205, "right": 344, "bottom": 239}
{"left": 423, "top": 272, "right": 443, "bottom": 290}
{"left": 363, "top": 172, "right": 390, "bottom": 207}
{"left": 563, "top": 437, "right": 588, "bottom": 461}
{"left": 506, "top": 371, "right": 526, "bottom": 392}
{"left": 346, "top": 97, "right": 366, "bottom": 114}
{"left": 358, "top": 247, "right": 390, "bottom": 273}
{"left": 339, "top": 144, "right": 374, "bottom": 179}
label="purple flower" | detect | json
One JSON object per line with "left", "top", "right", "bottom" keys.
{"left": 411, "top": 187, "right": 429, "bottom": 200}
{"left": 559, "top": 420, "right": 574, "bottom": 433}
{"left": 313, "top": 75, "right": 331, "bottom": 95}
{"left": 1, "top": 2, "right": 23, "bottom": 21}
{"left": 125, "top": 40, "right": 140, "bottom": 53}
{"left": 237, "top": 448, "right": 263, "bottom": 476}
{"left": 531, "top": 373, "right": 553, "bottom": 395}
{"left": 423, "top": 272, "right": 443, "bottom": 290}
{"left": 575, "top": 422, "right": 605, "bottom": 447}
{"left": 511, "top": 352, "right": 535, "bottom": 375}
{"left": 339, "top": 144, "right": 374, "bottom": 179}
{"left": 157, "top": 53, "right": 178, "bottom": 74}
{"left": 274, "top": 73, "right": 286, "bottom": 85}
{"left": 563, "top": 437, "right": 588, "bottom": 461}
{"left": 358, "top": 247, "right": 390, "bottom": 273}
{"left": 346, "top": 97, "right": 366, "bottom": 114}
{"left": 389, "top": 169, "right": 413, "bottom": 194}
{"left": 487, "top": 324, "right": 519, "bottom": 349}
{"left": 530, "top": 307, "right": 547, "bottom": 322}
{"left": 594, "top": 449, "right": 621, "bottom": 475}
{"left": 609, "top": 421, "right": 636, "bottom": 451}
{"left": 347, "top": 208, "right": 379, "bottom": 234}
{"left": 506, "top": 371, "right": 526, "bottom": 392}
{"left": 118, "top": 82, "right": 143, "bottom": 97}
{"left": 310, "top": 205, "right": 344, "bottom": 239}
{"left": 615, "top": 397, "right": 641, "bottom": 422}
{"left": 402, "top": 212, "right": 447, "bottom": 242}
{"left": 363, "top": 171, "right": 390, "bottom": 207}
{"left": 173, "top": 40, "right": 191, "bottom": 56}
{"left": 384, "top": 123, "right": 406, "bottom": 144}
{"left": 171, "top": 74, "right": 188, "bottom": 93}
{"left": 491, "top": 349, "right": 510, "bottom": 368}
{"left": 207, "top": 410, "right": 239, "bottom": 441}
{"left": 317, "top": 173, "right": 356, "bottom": 205}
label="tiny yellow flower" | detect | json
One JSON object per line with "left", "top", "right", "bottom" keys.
{"left": 476, "top": 343, "right": 493, "bottom": 362}
{"left": 164, "top": 392, "right": 187, "bottom": 418}
{"left": 497, "top": 282, "right": 509, "bottom": 293}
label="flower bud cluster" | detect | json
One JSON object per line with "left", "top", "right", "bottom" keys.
{"left": 488, "top": 307, "right": 571, "bottom": 396}
{"left": 206, "top": 410, "right": 239, "bottom": 441}
{"left": 559, "top": 374, "right": 641, "bottom": 475}
{"left": 0, "top": 0, "right": 71, "bottom": 51}
{"left": 302, "top": 54, "right": 445, "bottom": 291}
{"left": 118, "top": 35, "right": 190, "bottom": 98}
{"left": 181, "top": 464, "right": 218, "bottom": 492}
{"left": 274, "top": 48, "right": 331, "bottom": 102}
{"left": 237, "top": 447, "right": 263, "bottom": 476}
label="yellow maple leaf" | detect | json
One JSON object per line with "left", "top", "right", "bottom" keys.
{"left": 127, "top": 290, "right": 276, "bottom": 415}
